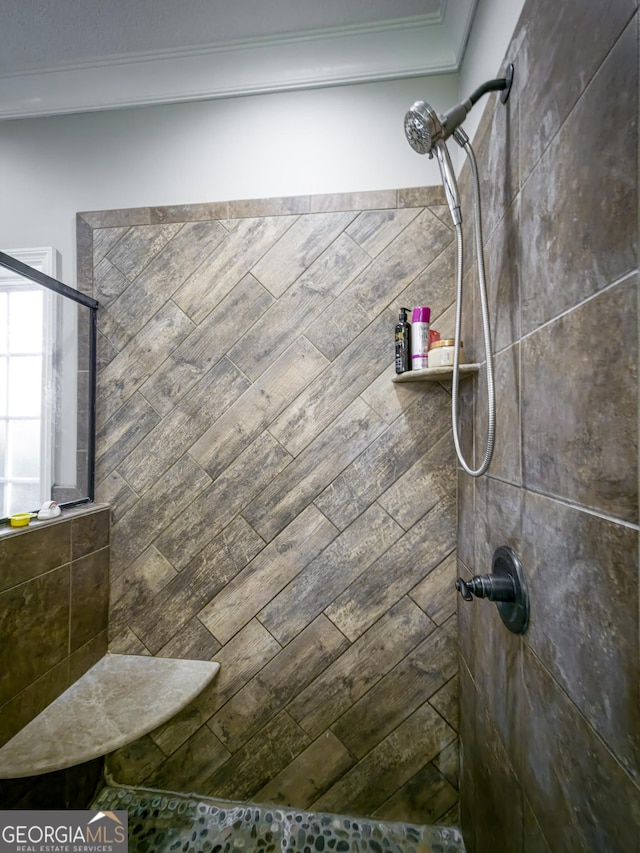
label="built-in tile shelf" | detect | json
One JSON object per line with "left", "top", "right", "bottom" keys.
{"left": 0, "top": 654, "right": 220, "bottom": 779}
{"left": 392, "top": 364, "right": 481, "bottom": 383}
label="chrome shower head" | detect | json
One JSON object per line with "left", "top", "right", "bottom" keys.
{"left": 404, "top": 100, "right": 463, "bottom": 225}
{"left": 404, "top": 99, "right": 472, "bottom": 156}
{"left": 403, "top": 67, "right": 514, "bottom": 226}
{"left": 404, "top": 65, "right": 515, "bottom": 156}
{"left": 404, "top": 101, "right": 445, "bottom": 156}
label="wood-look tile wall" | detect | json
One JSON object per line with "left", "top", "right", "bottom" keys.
{"left": 456, "top": 2, "right": 640, "bottom": 851}
{"left": 77, "top": 186, "right": 461, "bottom": 824}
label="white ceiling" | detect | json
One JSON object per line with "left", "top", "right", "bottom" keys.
{"left": 0, "top": 0, "right": 477, "bottom": 120}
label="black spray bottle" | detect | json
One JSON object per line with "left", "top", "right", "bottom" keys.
{"left": 395, "top": 307, "right": 411, "bottom": 374}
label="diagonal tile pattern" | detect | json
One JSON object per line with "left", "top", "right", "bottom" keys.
{"left": 78, "top": 186, "right": 460, "bottom": 825}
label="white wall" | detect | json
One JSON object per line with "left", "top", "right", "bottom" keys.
{"left": 0, "top": 75, "right": 458, "bottom": 285}
{"left": 0, "top": 0, "right": 524, "bottom": 287}
{"left": 457, "top": 0, "right": 526, "bottom": 153}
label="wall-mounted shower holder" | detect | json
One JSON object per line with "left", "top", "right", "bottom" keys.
{"left": 500, "top": 63, "right": 514, "bottom": 103}
{"left": 455, "top": 545, "right": 529, "bottom": 634}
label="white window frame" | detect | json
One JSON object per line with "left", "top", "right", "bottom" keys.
{"left": 0, "top": 247, "right": 58, "bottom": 515}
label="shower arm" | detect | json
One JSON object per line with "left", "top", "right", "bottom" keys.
{"left": 447, "top": 64, "right": 515, "bottom": 141}
{"left": 467, "top": 65, "right": 514, "bottom": 108}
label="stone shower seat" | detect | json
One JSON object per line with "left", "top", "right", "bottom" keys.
{"left": 0, "top": 653, "right": 220, "bottom": 779}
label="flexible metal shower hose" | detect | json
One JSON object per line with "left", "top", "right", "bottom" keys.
{"left": 450, "top": 140, "right": 495, "bottom": 477}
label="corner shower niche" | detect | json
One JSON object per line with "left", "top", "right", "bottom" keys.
{"left": 392, "top": 363, "right": 480, "bottom": 383}
{"left": 0, "top": 250, "right": 97, "bottom": 518}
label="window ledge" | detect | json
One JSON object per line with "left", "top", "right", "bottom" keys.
{"left": 0, "top": 502, "right": 110, "bottom": 540}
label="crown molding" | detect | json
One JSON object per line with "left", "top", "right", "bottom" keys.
{"left": 0, "top": 0, "right": 476, "bottom": 120}
{"left": 0, "top": 247, "right": 58, "bottom": 277}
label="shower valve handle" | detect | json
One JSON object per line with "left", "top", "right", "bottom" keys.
{"left": 455, "top": 573, "right": 516, "bottom": 603}
{"left": 453, "top": 547, "right": 530, "bottom": 636}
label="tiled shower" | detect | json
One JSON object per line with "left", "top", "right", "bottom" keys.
{"left": 77, "top": 187, "right": 461, "bottom": 824}
{"left": 0, "top": 0, "right": 638, "bottom": 849}
{"left": 76, "top": 0, "right": 640, "bottom": 846}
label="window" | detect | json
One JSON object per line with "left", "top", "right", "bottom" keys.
{"left": 0, "top": 249, "right": 56, "bottom": 516}
{"left": 0, "top": 248, "right": 97, "bottom": 518}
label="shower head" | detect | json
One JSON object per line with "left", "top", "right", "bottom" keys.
{"left": 403, "top": 65, "right": 515, "bottom": 227}
{"left": 404, "top": 101, "right": 443, "bottom": 155}
{"left": 404, "top": 65, "right": 514, "bottom": 156}
{"left": 404, "top": 100, "right": 463, "bottom": 225}
{"left": 404, "top": 100, "right": 469, "bottom": 156}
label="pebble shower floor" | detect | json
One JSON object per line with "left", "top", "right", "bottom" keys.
{"left": 93, "top": 785, "right": 466, "bottom": 853}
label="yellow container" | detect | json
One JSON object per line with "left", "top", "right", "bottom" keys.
{"left": 10, "top": 513, "right": 35, "bottom": 527}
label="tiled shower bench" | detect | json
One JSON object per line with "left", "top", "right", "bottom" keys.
{"left": 0, "top": 654, "right": 220, "bottom": 778}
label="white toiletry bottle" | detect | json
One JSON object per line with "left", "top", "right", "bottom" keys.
{"left": 411, "top": 306, "right": 431, "bottom": 369}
